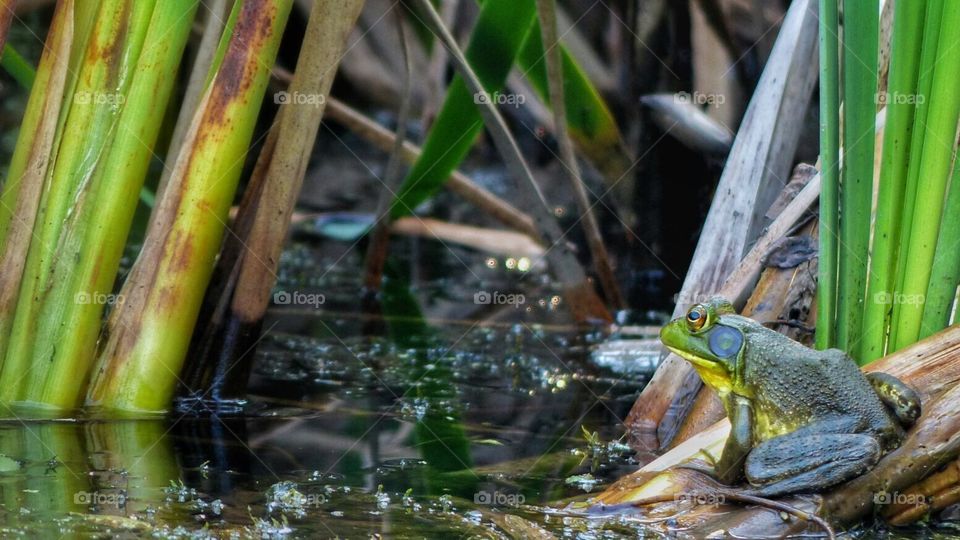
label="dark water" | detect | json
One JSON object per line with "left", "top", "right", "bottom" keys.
{"left": 0, "top": 238, "right": 654, "bottom": 538}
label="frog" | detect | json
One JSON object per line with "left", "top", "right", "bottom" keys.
{"left": 659, "top": 297, "right": 921, "bottom": 497}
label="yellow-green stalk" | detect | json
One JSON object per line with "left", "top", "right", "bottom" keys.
{"left": 25, "top": 1, "right": 199, "bottom": 408}
{"left": 0, "top": 0, "right": 103, "bottom": 399}
{"left": 0, "top": 0, "right": 75, "bottom": 369}
{"left": 892, "top": 1, "right": 960, "bottom": 350}
{"left": 87, "top": 0, "right": 294, "bottom": 413}
{"left": 0, "top": 0, "right": 200, "bottom": 409}
{"left": 858, "top": 0, "right": 925, "bottom": 363}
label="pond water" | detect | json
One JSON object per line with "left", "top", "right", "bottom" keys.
{"left": 0, "top": 237, "right": 656, "bottom": 538}
{"left": 0, "top": 238, "right": 954, "bottom": 538}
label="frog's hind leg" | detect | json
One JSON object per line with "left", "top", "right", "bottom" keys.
{"left": 867, "top": 372, "right": 921, "bottom": 427}
{"left": 744, "top": 431, "right": 881, "bottom": 497}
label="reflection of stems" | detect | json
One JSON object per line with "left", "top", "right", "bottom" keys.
{"left": 24, "top": 424, "right": 87, "bottom": 517}
{"left": 535, "top": 0, "right": 623, "bottom": 311}
{"left": 85, "top": 420, "right": 180, "bottom": 516}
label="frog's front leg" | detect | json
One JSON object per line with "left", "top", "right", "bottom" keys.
{"left": 714, "top": 394, "right": 753, "bottom": 485}
{"left": 677, "top": 394, "right": 752, "bottom": 485}
{"left": 743, "top": 419, "right": 881, "bottom": 497}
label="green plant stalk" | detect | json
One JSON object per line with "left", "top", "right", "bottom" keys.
{"left": 535, "top": 0, "right": 623, "bottom": 310}
{"left": 1, "top": 44, "right": 36, "bottom": 89}
{"left": 858, "top": 0, "right": 925, "bottom": 363}
{"left": 390, "top": 0, "right": 537, "bottom": 218}
{"left": 517, "top": 19, "right": 631, "bottom": 185}
{"left": 0, "top": 1, "right": 73, "bottom": 374}
{"left": 0, "top": 0, "right": 95, "bottom": 260}
{"left": 87, "top": 0, "right": 293, "bottom": 413}
{"left": 836, "top": 0, "right": 878, "bottom": 354}
{"left": 0, "top": 2, "right": 101, "bottom": 293}
{"left": 21, "top": 0, "right": 199, "bottom": 408}
{"left": 0, "top": 0, "right": 140, "bottom": 403}
{"left": 893, "top": 1, "right": 960, "bottom": 350}
{"left": 816, "top": 0, "right": 840, "bottom": 350}
{"left": 920, "top": 154, "right": 960, "bottom": 338}
{"left": 889, "top": 0, "right": 943, "bottom": 348}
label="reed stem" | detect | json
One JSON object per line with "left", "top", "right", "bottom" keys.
{"left": 859, "top": 0, "right": 925, "bottom": 363}
{"left": 816, "top": 0, "right": 840, "bottom": 350}
{"left": 892, "top": 1, "right": 960, "bottom": 350}
{"left": 835, "top": 0, "right": 878, "bottom": 353}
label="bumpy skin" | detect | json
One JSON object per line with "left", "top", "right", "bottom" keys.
{"left": 660, "top": 297, "right": 920, "bottom": 496}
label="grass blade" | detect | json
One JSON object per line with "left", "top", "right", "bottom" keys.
{"left": 390, "top": 0, "right": 537, "bottom": 219}
{"left": 411, "top": 0, "right": 609, "bottom": 322}
{"left": 893, "top": 2, "right": 960, "bottom": 348}
{"left": 535, "top": 0, "right": 623, "bottom": 309}
{"left": 859, "top": 0, "right": 925, "bottom": 362}
{"left": 920, "top": 154, "right": 960, "bottom": 338}
{"left": 835, "top": 0, "right": 878, "bottom": 353}
{"left": 517, "top": 16, "right": 632, "bottom": 190}
{"left": 816, "top": 0, "right": 840, "bottom": 350}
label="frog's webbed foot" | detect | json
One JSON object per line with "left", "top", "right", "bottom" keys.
{"left": 675, "top": 458, "right": 717, "bottom": 479}
{"left": 867, "top": 372, "right": 921, "bottom": 428}
{"left": 674, "top": 449, "right": 724, "bottom": 480}
{"left": 744, "top": 432, "right": 881, "bottom": 497}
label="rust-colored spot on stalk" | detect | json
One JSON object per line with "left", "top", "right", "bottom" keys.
{"left": 168, "top": 228, "right": 196, "bottom": 274}
{"left": 203, "top": 0, "right": 278, "bottom": 126}
{"left": 85, "top": 0, "right": 131, "bottom": 84}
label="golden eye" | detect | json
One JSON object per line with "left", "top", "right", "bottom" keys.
{"left": 686, "top": 305, "right": 707, "bottom": 331}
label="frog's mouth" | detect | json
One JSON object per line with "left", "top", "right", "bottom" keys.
{"left": 664, "top": 346, "right": 715, "bottom": 368}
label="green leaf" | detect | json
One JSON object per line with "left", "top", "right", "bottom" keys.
{"left": 390, "top": 0, "right": 537, "bottom": 219}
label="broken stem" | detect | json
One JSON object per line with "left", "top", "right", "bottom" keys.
{"left": 535, "top": 0, "right": 624, "bottom": 310}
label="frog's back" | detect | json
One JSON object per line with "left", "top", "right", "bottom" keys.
{"left": 742, "top": 328, "right": 895, "bottom": 441}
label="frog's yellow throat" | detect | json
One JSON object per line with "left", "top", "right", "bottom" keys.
{"left": 666, "top": 347, "right": 734, "bottom": 394}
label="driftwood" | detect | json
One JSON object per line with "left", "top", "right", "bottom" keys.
{"left": 666, "top": 217, "right": 819, "bottom": 448}
{"left": 590, "top": 325, "right": 960, "bottom": 535}
{"left": 627, "top": 167, "right": 820, "bottom": 454}
{"left": 625, "top": 0, "right": 820, "bottom": 456}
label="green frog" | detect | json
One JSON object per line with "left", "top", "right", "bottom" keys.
{"left": 660, "top": 297, "right": 921, "bottom": 496}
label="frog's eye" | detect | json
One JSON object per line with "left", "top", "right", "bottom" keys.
{"left": 708, "top": 326, "right": 744, "bottom": 358}
{"left": 686, "top": 305, "right": 708, "bottom": 331}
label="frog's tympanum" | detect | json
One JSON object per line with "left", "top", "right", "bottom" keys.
{"left": 660, "top": 297, "right": 921, "bottom": 496}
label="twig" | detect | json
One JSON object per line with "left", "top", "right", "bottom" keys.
{"left": 410, "top": 0, "right": 610, "bottom": 322}
{"left": 363, "top": 9, "right": 413, "bottom": 291}
{"left": 628, "top": 490, "right": 837, "bottom": 539}
{"left": 535, "top": 0, "right": 624, "bottom": 310}
{"left": 316, "top": 94, "right": 540, "bottom": 240}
